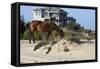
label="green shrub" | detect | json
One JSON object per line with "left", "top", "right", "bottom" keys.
{"left": 66, "top": 22, "right": 81, "bottom": 32}
{"left": 20, "top": 34, "right": 24, "bottom": 39}
{"left": 63, "top": 28, "right": 80, "bottom": 42}
{"left": 84, "top": 36, "right": 92, "bottom": 41}
{"left": 68, "top": 36, "right": 80, "bottom": 43}
{"left": 52, "top": 31, "right": 59, "bottom": 41}
{"left": 34, "top": 31, "right": 42, "bottom": 40}
{"left": 20, "top": 30, "right": 42, "bottom": 40}
{"left": 89, "top": 33, "right": 95, "bottom": 39}
{"left": 22, "top": 31, "right": 29, "bottom": 40}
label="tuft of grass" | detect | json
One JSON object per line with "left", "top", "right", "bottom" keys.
{"left": 46, "top": 47, "right": 52, "bottom": 54}
{"left": 50, "top": 41, "right": 57, "bottom": 45}
{"left": 33, "top": 41, "right": 49, "bottom": 51}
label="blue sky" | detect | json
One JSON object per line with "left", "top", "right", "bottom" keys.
{"left": 20, "top": 6, "right": 95, "bottom": 31}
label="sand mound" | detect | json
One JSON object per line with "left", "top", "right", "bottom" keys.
{"left": 33, "top": 39, "right": 79, "bottom": 54}
{"left": 21, "top": 40, "right": 95, "bottom": 63}
{"left": 49, "top": 39, "right": 79, "bottom": 54}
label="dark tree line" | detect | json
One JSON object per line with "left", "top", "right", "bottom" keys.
{"left": 20, "top": 17, "right": 25, "bottom": 34}
{"left": 66, "top": 22, "right": 81, "bottom": 32}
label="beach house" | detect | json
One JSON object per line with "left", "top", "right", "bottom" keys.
{"left": 32, "top": 7, "right": 68, "bottom": 27}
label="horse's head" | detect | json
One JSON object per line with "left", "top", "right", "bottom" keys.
{"left": 58, "top": 29, "right": 65, "bottom": 38}
{"left": 51, "top": 22, "right": 65, "bottom": 38}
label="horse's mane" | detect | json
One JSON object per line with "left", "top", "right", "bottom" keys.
{"left": 50, "top": 22, "right": 60, "bottom": 30}
{"left": 50, "top": 21, "right": 64, "bottom": 37}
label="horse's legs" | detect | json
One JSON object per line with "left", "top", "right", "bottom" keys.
{"left": 47, "top": 32, "right": 53, "bottom": 44}
{"left": 41, "top": 32, "right": 46, "bottom": 42}
{"left": 50, "top": 32, "right": 53, "bottom": 44}
{"left": 47, "top": 32, "right": 55, "bottom": 45}
{"left": 28, "top": 29, "right": 35, "bottom": 43}
{"left": 32, "top": 31, "right": 35, "bottom": 43}
{"left": 46, "top": 32, "right": 51, "bottom": 41}
{"left": 28, "top": 30, "right": 32, "bottom": 43}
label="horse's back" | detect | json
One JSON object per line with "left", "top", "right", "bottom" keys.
{"left": 30, "top": 20, "right": 43, "bottom": 29}
{"left": 38, "top": 23, "right": 50, "bottom": 32}
{"left": 30, "top": 20, "right": 50, "bottom": 32}
{"left": 31, "top": 20, "right": 43, "bottom": 26}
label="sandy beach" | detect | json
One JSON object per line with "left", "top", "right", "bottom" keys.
{"left": 20, "top": 39, "right": 95, "bottom": 64}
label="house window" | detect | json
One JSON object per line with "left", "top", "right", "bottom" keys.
{"left": 45, "top": 12, "right": 48, "bottom": 16}
{"left": 36, "top": 13, "right": 37, "bottom": 16}
{"left": 38, "top": 13, "right": 40, "bottom": 16}
{"left": 36, "top": 12, "right": 40, "bottom": 16}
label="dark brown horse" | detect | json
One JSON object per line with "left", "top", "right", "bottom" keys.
{"left": 26, "top": 20, "right": 64, "bottom": 43}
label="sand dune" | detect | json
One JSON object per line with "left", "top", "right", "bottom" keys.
{"left": 20, "top": 39, "right": 95, "bottom": 64}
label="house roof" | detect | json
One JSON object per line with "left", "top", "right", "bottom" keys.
{"left": 33, "top": 7, "right": 68, "bottom": 13}
{"left": 34, "top": 8, "right": 42, "bottom": 11}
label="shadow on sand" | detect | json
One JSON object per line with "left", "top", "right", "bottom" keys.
{"left": 78, "top": 40, "right": 95, "bottom": 44}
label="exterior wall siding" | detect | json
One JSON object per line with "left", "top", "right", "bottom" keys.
{"left": 32, "top": 7, "right": 75, "bottom": 27}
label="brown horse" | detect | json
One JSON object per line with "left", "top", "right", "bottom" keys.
{"left": 26, "top": 20, "right": 64, "bottom": 43}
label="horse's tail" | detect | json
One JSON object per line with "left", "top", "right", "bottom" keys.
{"left": 25, "top": 22, "right": 30, "bottom": 30}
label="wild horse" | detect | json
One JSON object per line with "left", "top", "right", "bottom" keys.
{"left": 26, "top": 20, "right": 64, "bottom": 43}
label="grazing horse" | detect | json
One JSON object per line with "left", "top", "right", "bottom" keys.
{"left": 26, "top": 20, "right": 64, "bottom": 43}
